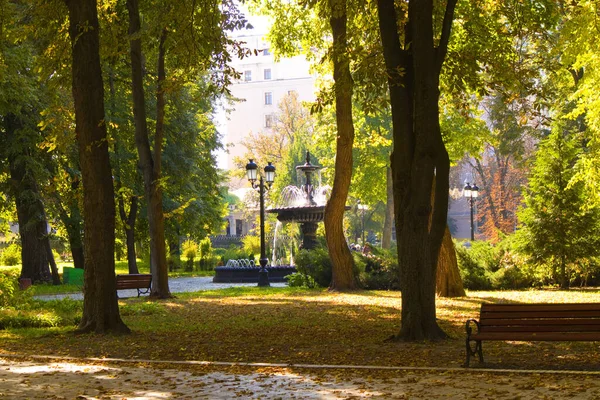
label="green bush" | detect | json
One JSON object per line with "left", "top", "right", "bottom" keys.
{"left": 242, "top": 235, "right": 261, "bottom": 259}
{"left": 182, "top": 240, "right": 198, "bottom": 271}
{"left": 294, "top": 246, "right": 333, "bottom": 288}
{"left": 222, "top": 245, "right": 246, "bottom": 264}
{"left": 198, "top": 237, "right": 215, "bottom": 270}
{"left": 285, "top": 272, "right": 317, "bottom": 288}
{"left": 0, "top": 269, "right": 32, "bottom": 309}
{"left": 356, "top": 248, "right": 400, "bottom": 290}
{"left": 1, "top": 244, "right": 21, "bottom": 266}
{"left": 455, "top": 241, "right": 493, "bottom": 290}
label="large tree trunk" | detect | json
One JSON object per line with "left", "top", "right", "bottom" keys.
{"left": 381, "top": 166, "right": 394, "bottom": 249}
{"left": 436, "top": 227, "right": 466, "bottom": 297}
{"left": 63, "top": 0, "right": 129, "bottom": 334}
{"left": 324, "top": 0, "right": 358, "bottom": 291}
{"left": 377, "top": 0, "right": 458, "bottom": 340}
{"left": 126, "top": 0, "right": 170, "bottom": 298}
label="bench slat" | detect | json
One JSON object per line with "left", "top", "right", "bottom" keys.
{"left": 471, "top": 332, "right": 600, "bottom": 341}
{"left": 480, "top": 318, "right": 600, "bottom": 326}
{"left": 480, "top": 325, "right": 600, "bottom": 333}
{"left": 481, "top": 310, "right": 600, "bottom": 319}
{"left": 481, "top": 303, "right": 600, "bottom": 312}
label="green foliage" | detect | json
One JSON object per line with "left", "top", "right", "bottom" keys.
{"left": 355, "top": 248, "right": 400, "bottom": 290}
{"left": 0, "top": 297, "right": 81, "bottom": 329}
{"left": 182, "top": 240, "right": 198, "bottom": 261}
{"left": 242, "top": 235, "right": 261, "bottom": 259}
{"left": 515, "top": 122, "right": 600, "bottom": 287}
{"left": 0, "top": 244, "right": 21, "bottom": 266}
{"left": 198, "top": 237, "right": 214, "bottom": 271}
{"left": 456, "top": 239, "right": 537, "bottom": 290}
{"left": 222, "top": 245, "right": 247, "bottom": 264}
{"left": 294, "top": 247, "right": 333, "bottom": 288}
{"left": 285, "top": 272, "right": 318, "bottom": 288}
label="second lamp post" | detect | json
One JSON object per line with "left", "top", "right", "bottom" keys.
{"left": 463, "top": 182, "right": 479, "bottom": 241}
{"left": 246, "top": 159, "right": 276, "bottom": 287}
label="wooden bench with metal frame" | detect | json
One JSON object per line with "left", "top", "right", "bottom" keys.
{"left": 465, "top": 303, "right": 600, "bottom": 366}
{"left": 116, "top": 274, "right": 152, "bottom": 297}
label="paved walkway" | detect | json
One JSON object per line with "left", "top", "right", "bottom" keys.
{"left": 2, "top": 355, "right": 600, "bottom": 399}
{"left": 35, "top": 276, "right": 287, "bottom": 301}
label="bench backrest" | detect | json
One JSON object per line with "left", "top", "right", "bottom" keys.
{"left": 116, "top": 274, "right": 152, "bottom": 288}
{"left": 479, "top": 303, "right": 600, "bottom": 334}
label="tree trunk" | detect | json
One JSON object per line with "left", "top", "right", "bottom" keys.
{"left": 63, "top": 0, "right": 129, "bottom": 334}
{"left": 126, "top": 0, "right": 170, "bottom": 298}
{"left": 119, "top": 196, "right": 139, "bottom": 274}
{"left": 381, "top": 166, "right": 394, "bottom": 249}
{"left": 324, "top": 0, "right": 358, "bottom": 291}
{"left": 436, "top": 227, "right": 466, "bottom": 297}
{"left": 52, "top": 190, "right": 85, "bottom": 270}
{"left": 6, "top": 115, "right": 52, "bottom": 284}
{"left": 44, "top": 238, "right": 61, "bottom": 285}
{"left": 377, "top": 0, "right": 458, "bottom": 340}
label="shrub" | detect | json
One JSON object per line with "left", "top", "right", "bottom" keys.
{"left": 294, "top": 246, "right": 333, "bottom": 287}
{"left": 356, "top": 248, "right": 400, "bottom": 290}
{"left": 0, "top": 269, "right": 32, "bottom": 310}
{"left": 455, "top": 241, "right": 493, "bottom": 290}
{"left": 242, "top": 235, "right": 261, "bottom": 259}
{"left": 285, "top": 272, "right": 317, "bottom": 288}
{"left": 182, "top": 240, "right": 198, "bottom": 271}
{"left": 222, "top": 246, "right": 247, "bottom": 264}
{"left": 1, "top": 244, "right": 21, "bottom": 266}
{"left": 198, "top": 238, "right": 215, "bottom": 270}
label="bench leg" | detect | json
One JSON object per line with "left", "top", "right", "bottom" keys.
{"left": 465, "top": 339, "right": 484, "bottom": 367}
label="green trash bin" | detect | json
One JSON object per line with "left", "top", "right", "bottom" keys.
{"left": 63, "top": 267, "right": 84, "bottom": 285}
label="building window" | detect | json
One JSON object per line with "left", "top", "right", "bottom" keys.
{"left": 265, "top": 114, "right": 274, "bottom": 128}
{"left": 264, "top": 92, "right": 273, "bottom": 105}
{"left": 264, "top": 69, "right": 272, "bottom": 80}
{"left": 263, "top": 47, "right": 271, "bottom": 56}
{"left": 244, "top": 70, "right": 252, "bottom": 82}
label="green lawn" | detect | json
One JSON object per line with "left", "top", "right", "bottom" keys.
{"left": 0, "top": 260, "right": 215, "bottom": 296}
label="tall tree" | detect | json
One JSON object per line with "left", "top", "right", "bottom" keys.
{"left": 324, "top": 0, "right": 359, "bottom": 290}
{"left": 126, "top": 0, "right": 170, "bottom": 297}
{"left": 376, "top": 0, "right": 457, "bottom": 339}
{"left": 516, "top": 122, "right": 600, "bottom": 289}
{"left": 62, "top": 0, "right": 129, "bottom": 333}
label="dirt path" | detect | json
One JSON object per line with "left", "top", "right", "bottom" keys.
{"left": 1, "top": 357, "right": 600, "bottom": 399}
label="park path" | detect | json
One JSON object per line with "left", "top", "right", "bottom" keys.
{"left": 1, "top": 356, "right": 600, "bottom": 399}
{"left": 35, "top": 276, "right": 287, "bottom": 301}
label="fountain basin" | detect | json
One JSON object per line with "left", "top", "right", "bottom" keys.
{"left": 267, "top": 205, "right": 326, "bottom": 223}
{"left": 213, "top": 265, "right": 297, "bottom": 283}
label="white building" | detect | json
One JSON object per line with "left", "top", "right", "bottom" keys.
{"left": 220, "top": 16, "right": 317, "bottom": 174}
{"left": 215, "top": 14, "right": 317, "bottom": 238}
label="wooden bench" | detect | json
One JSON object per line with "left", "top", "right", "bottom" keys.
{"left": 116, "top": 274, "right": 152, "bottom": 297}
{"left": 465, "top": 303, "right": 600, "bottom": 366}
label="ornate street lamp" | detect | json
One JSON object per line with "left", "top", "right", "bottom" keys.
{"left": 463, "top": 182, "right": 479, "bottom": 241}
{"left": 246, "top": 159, "right": 276, "bottom": 287}
{"left": 357, "top": 200, "right": 368, "bottom": 246}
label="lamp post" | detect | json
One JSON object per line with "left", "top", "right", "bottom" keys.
{"left": 246, "top": 159, "right": 276, "bottom": 287}
{"left": 463, "top": 182, "right": 479, "bottom": 241}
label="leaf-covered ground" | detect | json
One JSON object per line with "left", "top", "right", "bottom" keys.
{"left": 1, "top": 287, "right": 600, "bottom": 372}
{"left": 2, "top": 357, "right": 600, "bottom": 399}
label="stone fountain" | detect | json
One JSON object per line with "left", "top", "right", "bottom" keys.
{"left": 267, "top": 151, "right": 333, "bottom": 250}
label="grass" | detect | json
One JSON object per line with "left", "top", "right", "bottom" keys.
{"left": 1, "top": 260, "right": 215, "bottom": 296}
{"left": 2, "top": 287, "right": 600, "bottom": 371}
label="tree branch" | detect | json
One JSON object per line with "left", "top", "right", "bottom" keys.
{"left": 435, "top": 0, "right": 458, "bottom": 75}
